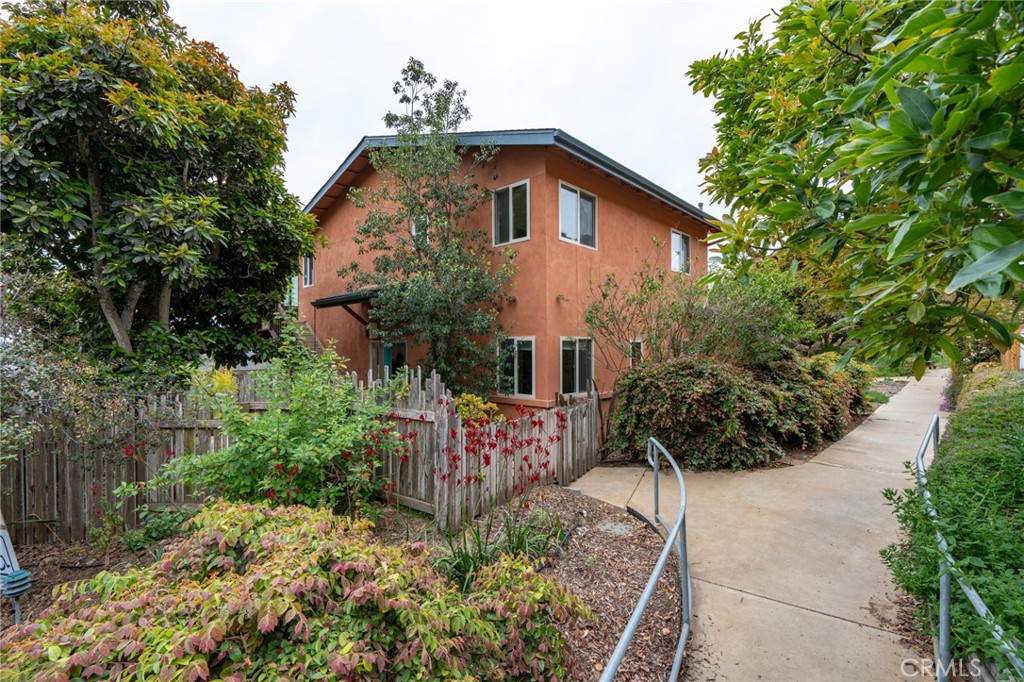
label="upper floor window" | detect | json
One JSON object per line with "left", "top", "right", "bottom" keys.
{"left": 301, "top": 255, "right": 314, "bottom": 288}
{"left": 410, "top": 215, "right": 429, "bottom": 247}
{"left": 671, "top": 230, "right": 691, "bottom": 274}
{"left": 561, "top": 337, "right": 593, "bottom": 394}
{"left": 559, "top": 183, "right": 596, "bottom": 248}
{"left": 493, "top": 180, "right": 529, "bottom": 245}
{"left": 498, "top": 337, "right": 534, "bottom": 397}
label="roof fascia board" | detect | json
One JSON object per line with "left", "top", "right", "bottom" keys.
{"left": 550, "top": 129, "right": 716, "bottom": 225}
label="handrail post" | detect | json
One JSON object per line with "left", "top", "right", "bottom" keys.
{"left": 938, "top": 567, "right": 951, "bottom": 682}
{"left": 601, "top": 437, "right": 690, "bottom": 682}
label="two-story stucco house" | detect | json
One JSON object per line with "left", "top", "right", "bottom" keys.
{"left": 297, "top": 128, "right": 717, "bottom": 410}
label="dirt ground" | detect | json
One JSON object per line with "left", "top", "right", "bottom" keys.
{"left": 0, "top": 542, "right": 150, "bottom": 629}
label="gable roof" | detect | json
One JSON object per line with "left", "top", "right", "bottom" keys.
{"left": 303, "top": 128, "right": 717, "bottom": 229}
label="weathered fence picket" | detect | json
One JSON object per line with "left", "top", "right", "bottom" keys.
{"left": 1, "top": 368, "right": 600, "bottom": 543}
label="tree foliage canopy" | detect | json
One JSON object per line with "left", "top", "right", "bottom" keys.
{"left": 345, "top": 58, "right": 515, "bottom": 393}
{"left": 1, "top": 0, "right": 315, "bottom": 369}
{"left": 690, "top": 0, "right": 1024, "bottom": 376}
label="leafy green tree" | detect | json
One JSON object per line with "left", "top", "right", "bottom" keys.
{"left": 1, "top": 0, "right": 316, "bottom": 369}
{"left": 344, "top": 58, "right": 515, "bottom": 394}
{"left": 690, "top": 0, "right": 1024, "bottom": 377}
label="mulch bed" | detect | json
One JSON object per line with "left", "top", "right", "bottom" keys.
{"left": 379, "top": 486, "right": 682, "bottom": 681}
{"left": 529, "top": 485, "right": 682, "bottom": 682}
{"left": 0, "top": 543, "right": 149, "bottom": 630}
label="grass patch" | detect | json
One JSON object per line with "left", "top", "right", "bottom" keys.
{"left": 863, "top": 388, "right": 890, "bottom": 405}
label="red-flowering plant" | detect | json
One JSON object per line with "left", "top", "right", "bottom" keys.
{"left": 429, "top": 394, "right": 571, "bottom": 590}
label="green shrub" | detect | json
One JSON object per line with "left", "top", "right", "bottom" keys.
{"left": 883, "top": 382, "right": 1024, "bottom": 672}
{"left": 0, "top": 501, "right": 587, "bottom": 682}
{"left": 435, "top": 510, "right": 566, "bottom": 592}
{"left": 610, "top": 356, "right": 782, "bottom": 470}
{"left": 170, "top": 329, "right": 406, "bottom": 515}
{"left": 610, "top": 352, "right": 873, "bottom": 469}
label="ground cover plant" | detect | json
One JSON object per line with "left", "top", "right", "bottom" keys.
{"left": 0, "top": 501, "right": 587, "bottom": 682}
{"left": 883, "top": 377, "right": 1024, "bottom": 674}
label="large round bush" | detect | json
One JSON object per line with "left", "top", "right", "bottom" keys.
{"left": 609, "top": 356, "right": 781, "bottom": 470}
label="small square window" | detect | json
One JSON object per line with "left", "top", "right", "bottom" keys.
{"left": 301, "top": 255, "right": 314, "bottom": 288}
{"left": 493, "top": 181, "right": 529, "bottom": 245}
{"left": 671, "top": 231, "right": 691, "bottom": 274}
{"left": 559, "top": 183, "right": 597, "bottom": 248}
{"left": 561, "top": 337, "right": 593, "bottom": 394}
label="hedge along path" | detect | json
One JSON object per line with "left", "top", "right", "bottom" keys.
{"left": 2, "top": 367, "right": 601, "bottom": 543}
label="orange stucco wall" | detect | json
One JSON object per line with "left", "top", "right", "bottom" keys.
{"left": 297, "top": 145, "right": 712, "bottom": 407}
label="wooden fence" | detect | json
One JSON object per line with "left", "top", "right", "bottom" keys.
{"left": 373, "top": 368, "right": 601, "bottom": 530}
{"left": 1, "top": 368, "right": 600, "bottom": 543}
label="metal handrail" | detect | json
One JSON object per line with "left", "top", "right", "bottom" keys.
{"left": 600, "top": 437, "right": 692, "bottom": 682}
{"left": 914, "top": 414, "right": 1024, "bottom": 682}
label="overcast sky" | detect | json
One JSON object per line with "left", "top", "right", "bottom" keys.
{"left": 169, "top": 1, "right": 779, "bottom": 216}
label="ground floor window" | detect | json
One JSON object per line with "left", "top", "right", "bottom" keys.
{"left": 498, "top": 337, "right": 534, "bottom": 397}
{"left": 630, "top": 339, "right": 644, "bottom": 369}
{"left": 370, "top": 339, "right": 407, "bottom": 380}
{"left": 561, "top": 337, "right": 593, "bottom": 394}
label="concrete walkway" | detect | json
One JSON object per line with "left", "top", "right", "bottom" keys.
{"left": 574, "top": 370, "right": 948, "bottom": 681}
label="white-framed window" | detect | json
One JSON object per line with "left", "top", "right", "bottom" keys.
{"left": 560, "top": 337, "right": 593, "bottom": 394}
{"left": 410, "top": 215, "right": 428, "bottom": 245}
{"left": 493, "top": 180, "right": 530, "bottom": 245}
{"left": 629, "top": 339, "right": 644, "bottom": 369}
{"left": 559, "top": 182, "right": 597, "bottom": 248}
{"left": 671, "top": 230, "right": 691, "bottom": 274}
{"left": 498, "top": 337, "right": 535, "bottom": 397}
{"left": 301, "top": 254, "right": 314, "bottom": 288}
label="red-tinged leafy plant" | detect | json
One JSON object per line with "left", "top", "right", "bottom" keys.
{"left": 428, "top": 395, "right": 570, "bottom": 590}
{"left": 610, "top": 352, "right": 873, "bottom": 470}
{"left": 168, "top": 326, "right": 408, "bottom": 516}
{"left": 0, "top": 501, "right": 587, "bottom": 682}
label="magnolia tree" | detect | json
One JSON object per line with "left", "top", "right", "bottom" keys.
{"left": 1, "top": 0, "right": 316, "bottom": 370}
{"left": 689, "top": 0, "right": 1024, "bottom": 376}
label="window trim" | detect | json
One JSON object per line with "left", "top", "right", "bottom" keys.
{"left": 492, "top": 179, "right": 531, "bottom": 246}
{"left": 629, "top": 339, "right": 644, "bottom": 369}
{"left": 497, "top": 336, "right": 536, "bottom": 398}
{"left": 301, "top": 254, "right": 314, "bottom": 288}
{"left": 558, "top": 181, "right": 598, "bottom": 250}
{"left": 671, "top": 229, "right": 691, "bottom": 275}
{"left": 559, "top": 336, "right": 594, "bottom": 395}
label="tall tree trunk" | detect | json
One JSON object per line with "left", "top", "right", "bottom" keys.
{"left": 156, "top": 280, "right": 172, "bottom": 328}
{"left": 79, "top": 129, "right": 135, "bottom": 354}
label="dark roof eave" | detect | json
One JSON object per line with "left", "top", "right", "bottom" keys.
{"left": 311, "top": 288, "right": 379, "bottom": 309}
{"left": 303, "top": 128, "right": 718, "bottom": 230}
